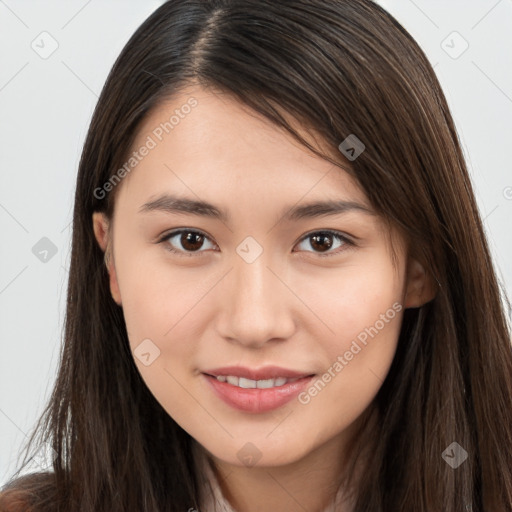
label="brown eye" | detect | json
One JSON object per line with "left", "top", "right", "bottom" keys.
{"left": 295, "top": 230, "right": 352, "bottom": 257}
{"left": 160, "top": 229, "right": 216, "bottom": 256}
{"left": 309, "top": 233, "right": 334, "bottom": 252}
{"left": 180, "top": 232, "right": 205, "bottom": 251}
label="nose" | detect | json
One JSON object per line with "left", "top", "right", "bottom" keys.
{"left": 215, "top": 252, "right": 296, "bottom": 349}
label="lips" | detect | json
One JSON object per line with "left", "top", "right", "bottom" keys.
{"left": 202, "top": 373, "right": 315, "bottom": 413}
{"left": 203, "top": 365, "right": 314, "bottom": 381}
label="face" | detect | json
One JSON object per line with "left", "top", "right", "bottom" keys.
{"left": 93, "top": 85, "right": 432, "bottom": 470}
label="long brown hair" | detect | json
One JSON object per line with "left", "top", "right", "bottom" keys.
{"left": 2, "top": 0, "right": 512, "bottom": 510}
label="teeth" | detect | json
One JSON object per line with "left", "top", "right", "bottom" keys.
{"left": 257, "top": 378, "right": 278, "bottom": 389}
{"left": 215, "top": 375, "right": 300, "bottom": 388}
{"left": 226, "top": 376, "right": 238, "bottom": 386}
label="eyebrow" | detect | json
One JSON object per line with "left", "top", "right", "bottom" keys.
{"left": 138, "top": 194, "right": 375, "bottom": 223}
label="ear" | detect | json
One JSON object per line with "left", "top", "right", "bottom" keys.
{"left": 92, "top": 212, "right": 122, "bottom": 306}
{"left": 403, "top": 257, "right": 437, "bottom": 308}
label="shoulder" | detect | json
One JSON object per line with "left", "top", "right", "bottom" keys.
{"left": 0, "top": 472, "right": 55, "bottom": 512}
{"left": 0, "top": 489, "right": 31, "bottom": 512}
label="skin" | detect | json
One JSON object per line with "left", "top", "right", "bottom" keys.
{"left": 93, "top": 85, "right": 436, "bottom": 512}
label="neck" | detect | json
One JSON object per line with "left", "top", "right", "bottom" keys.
{"left": 195, "top": 408, "right": 376, "bottom": 512}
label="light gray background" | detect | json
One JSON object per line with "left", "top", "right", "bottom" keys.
{"left": 1, "top": 0, "right": 511, "bottom": 486}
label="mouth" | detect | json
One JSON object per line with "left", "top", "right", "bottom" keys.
{"left": 201, "top": 371, "right": 316, "bottom": 413}
{"left": 202, "top": 364, "right": 315, "bottom": 381}
{"left": 203, "top": 373, "right": 315, "bottom": 389}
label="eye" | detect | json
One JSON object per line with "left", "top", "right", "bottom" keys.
{"left": 158, "top": 228, "right": 353, "bottom": 258}
{"left": 158, "top": 229, "right": 217, "bottom": 256}
{"left": 294, "top": 230, "right": 353, "bottom": 257}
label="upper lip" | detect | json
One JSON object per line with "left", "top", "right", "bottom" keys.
{"left": 203, "top": 365, "right": 315, "bottom": 381}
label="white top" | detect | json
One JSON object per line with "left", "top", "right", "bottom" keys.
{"left": 191, "top": 440, "right": 350, "bottom": 512}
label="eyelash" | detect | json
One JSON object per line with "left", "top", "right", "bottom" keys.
{"left": 157, "top": 229, "right": 354, "bottom": 258}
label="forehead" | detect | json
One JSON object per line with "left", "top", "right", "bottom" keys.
{"left": 119, "top": 85, "right": 369, "bottom": 209}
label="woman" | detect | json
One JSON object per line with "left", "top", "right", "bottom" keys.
{"left": 1, "top": 0, "right": 511, "bottom": 510}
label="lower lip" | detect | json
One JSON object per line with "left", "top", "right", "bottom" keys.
{"left": 202, "top": 373, "right": 315, "bottom": 413}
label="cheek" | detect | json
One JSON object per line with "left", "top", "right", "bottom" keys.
{"left": 116, "top": 262, "right": 203, "bottom": 414}
{"left": 115, "top": 249, "right": 222, "bottom": 395}
{"left": 120, "top": 273, "right": 200, "bottom": 362}
{"left": 113, "top": 235, "right": 199, "bottom": 341}
{"left": 300, "top": 250, "right": 403, "bottom": 347}
{"left": 299, "top": 251, "right": 404, "bottom": 398}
